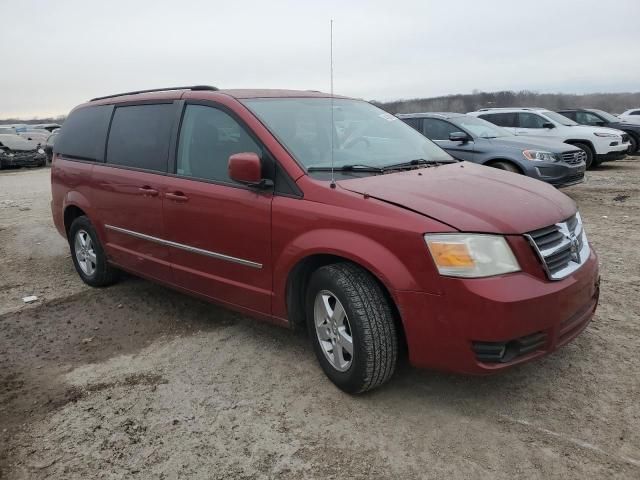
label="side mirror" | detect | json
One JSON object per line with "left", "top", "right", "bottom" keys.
{"left": 542, "top": 122, "right": 555, "bottom": 129}
{"left": 228, "top": 152, "right": 271, "bottom": 188}
{"left": 449, "top": 131, "right": 469, "bottom": 142}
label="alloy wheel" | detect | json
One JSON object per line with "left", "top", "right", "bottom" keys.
{"left": 74, "top": 229, "right": 97, "bottom": 276}
{"left": 313, "top": 290, "right": 354, "bottom": 372}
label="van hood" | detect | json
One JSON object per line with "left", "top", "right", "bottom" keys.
{"left": 338, "top": 162, "right": 576, "bottom": 234}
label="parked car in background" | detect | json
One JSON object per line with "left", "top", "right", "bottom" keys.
{"left": 557, "top": 109, "right": 640, "bottom": 154}
{"left": 468, "top": 108, "right": 629, "bottom": 168}
{"left": 398, "top": 112, "right": 586, "bottom": 187}
{"left": 51, "top": 86, "right": 600, "bottom": 393}
{"left": 17, "top": 129, "right": 50, "bottom": 144}
{"left": 32, "top": 123, "right": 62, "bottom": 132}
{"left": 618, "top": 109, "right": 640, "bottom": 126}
{"left": 0, "top": 134, "right": 47, "bottom": 169}
{"left": 44, "top": 130, "right": 60, "bottom": 163}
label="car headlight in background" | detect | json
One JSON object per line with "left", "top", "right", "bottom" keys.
{"left": 593, "top": 132, "right": 618, "bottom": 138}
{"left": 522, "top": 150, "right": 557, "bottom": 162}
{"left": 37, "top": 148, "right": 45, "bottom": 154}
{"left": 424, "top": 233, "right": 520, "bottom": 278}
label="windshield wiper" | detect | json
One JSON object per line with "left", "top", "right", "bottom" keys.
{"left": 307, "top": 164, "right": 384, "bottom": 173}
{"left": 382, "top": 158, "right": 454, "bottom": 170}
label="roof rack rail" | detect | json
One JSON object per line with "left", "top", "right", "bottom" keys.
{"left": 477, "top": 107, "right": 542, "bottom": 111}
{"left": 90, "top": 85, "right": 218, "bottom": 102}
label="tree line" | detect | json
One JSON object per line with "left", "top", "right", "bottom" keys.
{"left": 373, "top": 90, "right": 640, "bottom": 115}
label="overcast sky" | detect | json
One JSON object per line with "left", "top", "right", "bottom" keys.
{"left": 1, "top": 0, "right": 639, "bottom": 118}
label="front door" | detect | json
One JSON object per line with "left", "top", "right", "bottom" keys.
{"left": 163, "top": 103, "right": 273, "bottom": 315}
{"left": 421, "top": 118, "right": 475, "bottom": 162}
{"left": 515, "top": 112, "right": 554, "bottom": 137}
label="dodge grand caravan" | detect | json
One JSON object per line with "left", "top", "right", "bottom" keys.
{"left": 52, "top": 86, "right": 600, "bottom": 393}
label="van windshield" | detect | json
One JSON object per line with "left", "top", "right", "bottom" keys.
{"left": 243, "top": 98, "right": 454, "bottom": 170}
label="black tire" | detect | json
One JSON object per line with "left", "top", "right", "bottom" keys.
{"left": 69, "top": 216, "right": 119, "bottom": 287}
{"left": 489, "top": 161, "right": 520, "bottom": 173}
{"left": 626, "top": 134, "right": 638, "bottom": 154}
{"left": 305, "top": 263, "right": 398, "bottom": 394}
{"left": 573, "top": 142, "right": 595, "bottom": 169}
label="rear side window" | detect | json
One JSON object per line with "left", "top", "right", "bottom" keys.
{"left": 106, "top": 104, "right": 174, "bottom": 172}
{"left": 479, "top": 112, "right": 517, "bottom": 128}
{"left": 422, "top": 118, "right": 458, "bottom": 140}
{"left": 55, "top": 105, "right": 112, "bottom": 161}
{"left": 402, "top": 118, "right": 421, "bottom": 131}
{"left": 176, "top": 105, "right": 262, "bottom": 183}
{"left": 631, "top": 110, "right": 640, "bottom": 116}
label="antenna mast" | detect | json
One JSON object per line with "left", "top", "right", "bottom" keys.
{"left": 329, "top": 19, "right": 336, "bottom": 188}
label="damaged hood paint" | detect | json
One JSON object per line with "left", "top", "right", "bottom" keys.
{"left": 338, "top": 162, "right": 576, "bottom": 234}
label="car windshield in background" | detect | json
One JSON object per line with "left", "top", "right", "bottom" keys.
{"left": 591, "top": 109, "right": 620, "bottom": 123}
{"left": 543, "top": 111, "right": 579, "bottom": 126}
{"left": 243, "top": 98, "right": 454, "bottom": 170}
{"left": 453, "top": 115, "right": 512, "bottom": 138}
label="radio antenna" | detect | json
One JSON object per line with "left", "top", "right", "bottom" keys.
{"left": 329, "top": 19, "right": 336, "bottom": 189}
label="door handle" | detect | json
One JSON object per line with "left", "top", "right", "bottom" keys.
{"left": 138, "top": 186, "right": 159, "bottom": 197}
{"left": 166, "top": 191, "right": 189, "bottom": 202}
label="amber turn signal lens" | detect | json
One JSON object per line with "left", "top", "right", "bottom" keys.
{"left": 427, "top": 242, "right": 475, "bottom": 268}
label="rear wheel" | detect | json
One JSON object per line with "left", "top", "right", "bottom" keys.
{"left": 69, "top": 216, "right": 119, "bottom": 287}
{"left": 572, "top": 142, "right": 595, "bottom": 169}
{"left": 489, "top": 160, "right": 520, "bottom": 173}
{"left": 305, "top": 263, "right": 398, "bottom": 394}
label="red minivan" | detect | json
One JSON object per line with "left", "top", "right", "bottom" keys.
{"left": 51, "top": 86, "right": 600, "bottom": 393}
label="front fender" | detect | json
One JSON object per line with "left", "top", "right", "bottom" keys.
{"left": 272, "top": 228, "right": 429, "bottom": 319}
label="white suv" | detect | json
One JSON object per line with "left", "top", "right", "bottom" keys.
{"left": 619, "top": 109, "right": 640, "bottom": 125}
{"left": 467, "top": 108, "right": 629, "bottom": 168}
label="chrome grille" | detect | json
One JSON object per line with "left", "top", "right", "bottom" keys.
{"left": 525, "top": 213, "right": 590, "bottom": 280}
{"left": 561, "top": 150, "right": 586, "bottom": 165}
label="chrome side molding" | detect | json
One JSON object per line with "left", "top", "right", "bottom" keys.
{"left": 104, "top": 224, "right": 263, "bottom": 269}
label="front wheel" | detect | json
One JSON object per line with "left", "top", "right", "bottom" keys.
{"left": 627, "top": 135, "right": 638, "bottom": 154}
{"left": 306, "top": 263, "right": 398, "bottom": 394}
{"left": 489, "top": 161, "right": 520, "bottom": 173}
{"left": 573, "top": 142, "right": 595, "bottom": 169}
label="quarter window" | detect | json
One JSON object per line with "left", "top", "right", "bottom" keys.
{"left": 54, "top": 105, "right": 112, "bottom": 161}
{"left": 106, "top": 104, "right": 174, "bottom": 172}
{"left": 176, "top": 105, "right": 261, "bottom": 183}
{"left": 422, "top": 119, "right": 458, "bottom": 140}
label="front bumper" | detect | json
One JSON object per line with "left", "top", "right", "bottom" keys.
{"left": 596, "top": 150, "right": 627, "bottom": 162}
{"left": 0, "top": 151, "right": 47, "bottom": 168}
{"left": 395, "top": 242, "right": 600, "bottom": 374}
{"left": 531, "top": 161, "right": 585, "bottom": 187}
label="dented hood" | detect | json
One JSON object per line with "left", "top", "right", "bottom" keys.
{"left": 338, "top": 162, "right": 576, "bottom": 234}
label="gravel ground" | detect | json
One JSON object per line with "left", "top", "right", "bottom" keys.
{"left": 1, "top": 160, "right": 639, "bottom": 479}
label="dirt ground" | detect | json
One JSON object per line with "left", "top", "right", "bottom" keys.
{"left": 1, "top": 159, "right": 639, "bottom": 479}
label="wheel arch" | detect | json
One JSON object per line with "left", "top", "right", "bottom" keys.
{"left": 284, "top": 252, "right": 408, "bottom": 356}
{"left": 483, "top": 158, "right": 524, "bottom": 173}
{"left": 565, "top": 139, "right": 595, "bottom": 153}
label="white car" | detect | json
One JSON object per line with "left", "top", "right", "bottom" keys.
{"left": 467, "top": 108, "right": 629, "bottom": 168}
{"left": 618, "top": 109, "right": 640, "bottom": 125}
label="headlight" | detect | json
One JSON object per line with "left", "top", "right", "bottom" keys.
{"left": 593, "top": 132, "right": 618, "bottom": 138}
{"left": 522, "top": 150, "right": 557, "bottom": 162}
{"left": 37, "top": 148, "right": 45, "bottom": 154}
{"left": 424, "top": 233, "right": 520, "bottom": 278}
